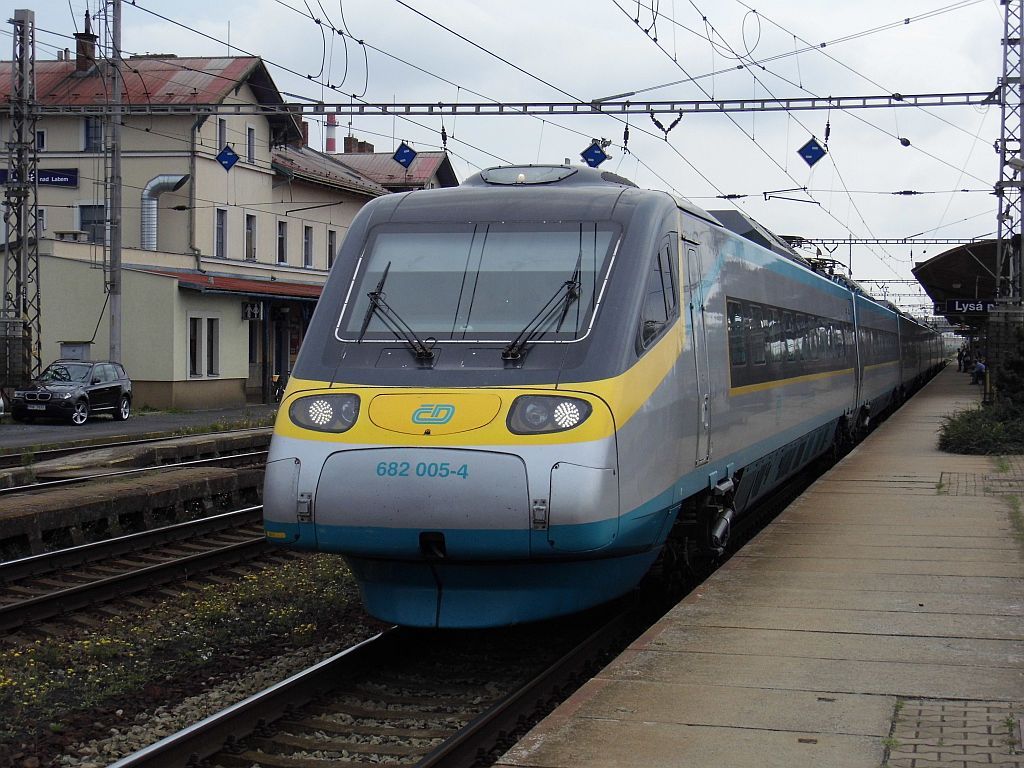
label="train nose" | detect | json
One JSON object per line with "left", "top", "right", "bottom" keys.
{"left": 313, "top": 447, "right": 532, "bottom": 560}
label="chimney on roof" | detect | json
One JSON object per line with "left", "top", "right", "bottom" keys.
{"left": 343, "top": 135, "right": 374, "bottom": 154}
{"left": 325, "top": 112, "right": 337, "bottom": 153}
{"left": 300, "top": 120, "right": 309, "bottom": 147}
{"left": 74, "top": 11, "right": 98, "bottom": 73}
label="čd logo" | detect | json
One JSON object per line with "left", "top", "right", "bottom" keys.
{"left": 412, "top": 404, "right": 455, "bottom": 425}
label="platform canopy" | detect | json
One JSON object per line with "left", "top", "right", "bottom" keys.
{"left": 912, "top": 240, "right": 999, "bottom": 330}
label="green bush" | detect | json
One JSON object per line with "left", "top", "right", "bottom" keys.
{"left": 941, "top": 324, "right": 1024, "bottom": 455}
{"left": 939, "top": 402, "right": 1024, "bottom": 454}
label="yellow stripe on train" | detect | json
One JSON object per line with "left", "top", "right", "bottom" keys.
{"left": 274, "top": 320, "right": 688, "bottom": 446}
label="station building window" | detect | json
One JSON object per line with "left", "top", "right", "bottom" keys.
{"left": 244, "top": 214, "right": 257, "bottom": 261}
{"left": 79, "top": 204, "right": 105, "bottom": 244}
{"left": 188, "top": 315, "right": 221, "bottom": 378}
{"left": 215, "top": 208, "right": 228, "bottom": 258}
{"left": 83, "top": 117, "right": 104, "bottom": 152}
{"left": 277, "top": 221, "right": 288, "bottom": 264}
{"left": 303, "top": 225, "right": 313, "bottom": 268}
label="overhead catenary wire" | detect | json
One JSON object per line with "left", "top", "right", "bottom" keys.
{"left": 21, "top": 2, "right": 989, "bottom": 297}
{"left": 122, "top": 2, "right": 512, "bottom": 165}
{"left": 612, "top": 0, "right": 905, "bottom": 277}
{"left": 625, "top": 0, "right": 993, "bottom": 185}
{"left": 17, "top": 9, "right": 680, "bottom": 208}
{"left": 678, "top": 0, "right": 911, "bottom": 270}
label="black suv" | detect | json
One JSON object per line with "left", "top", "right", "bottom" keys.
{"left": 11, "top": 360, "right": 132, "bottom": 425}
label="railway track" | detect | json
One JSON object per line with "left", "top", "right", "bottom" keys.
{"left": 0, "top": 449, "right": 268, "bottom": 496}
{"left": 0, "top": 506, "right": 271, "bottom": 632}
{"left": 0, "top": 427, "right": 271, "bottom": 470}
{"left": 99, "top": 443, "right": 839, "bottom": 768}
{"left": 109, "top": 608, "right": 638, "bottom": 768}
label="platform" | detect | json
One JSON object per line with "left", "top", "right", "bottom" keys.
{"left": 497, "top": 366, "right": 1024, "bottom": 768}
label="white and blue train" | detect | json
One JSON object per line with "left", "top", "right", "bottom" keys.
{"left": 263, "top": 164, "right": 944, "bottom": 628}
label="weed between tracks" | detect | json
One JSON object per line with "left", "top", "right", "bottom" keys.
{"left": 0, "top": 554, "right": 377, "bottom": 764}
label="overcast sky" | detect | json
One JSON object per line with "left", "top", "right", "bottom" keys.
{"left": 4, "top": 0, "right": 1007, "bottom": 316}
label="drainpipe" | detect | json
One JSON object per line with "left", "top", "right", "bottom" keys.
{"left": 189, "top": 117, "right": 203, "bottom": 271}
{"left": 140, "top": 173, "right": 189, "bottom": 249}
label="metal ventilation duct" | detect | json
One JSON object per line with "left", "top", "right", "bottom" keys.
{"left": 140, "top": 174, "right": 189, "bottom": 250}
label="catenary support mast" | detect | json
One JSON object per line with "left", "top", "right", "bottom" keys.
{"left": 996, "top": 0, "right": 1024, "bottom": 300}
{"left": 2, "top": 8, "right": 41, "bottom": 389}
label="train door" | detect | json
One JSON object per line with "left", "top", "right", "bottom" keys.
{"left": 851, "top": 295, "right": 864, "bottom": 408}
{"left": 684, "top": 241, "right": 712, "bottom": 465}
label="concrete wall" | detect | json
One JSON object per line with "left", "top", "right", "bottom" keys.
{"left": 134, "top": 377, "right": 246, "bottom": 410}
{"left": 175, "top": 289, "right": 249, "bottom": 384}
{"left": 38, "top": 253, "right": 248, "bottom": 409}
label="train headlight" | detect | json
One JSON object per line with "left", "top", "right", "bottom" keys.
{"left": 507, "top": 395, "right": 593, "bottom": 434}
{"left": 289, "top": 394, "right": 360, "bottom": 433}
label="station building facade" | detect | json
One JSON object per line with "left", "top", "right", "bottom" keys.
{"left": 0, "top": 26, "right": 405, "bottom": 408}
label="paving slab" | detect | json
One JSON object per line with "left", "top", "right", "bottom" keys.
{"left": 704, "top": 566, "right": 1024, "bottom": 596}
{"left": 690, "top": 582, "right": 1024, "bottom": 617}
{"left": 740, "top": 540, "right": 1020, "bottom": 562}
{"left": 657, "top": 601, "right": 1022, "bottom": 639}
{"left": 602, "top": 648, "right": 1023, "bottom": 701}
{"left": 501, "top": 717, "right": 886, "bottom": 768}
{"left": 752, "top": 530, "right": 1017, "bottom": 550}
{"left": 496, "top": 367, "right": 1023, "bottom": 768}
{"left": 565, "top": 679, "right": 893, "bottom": 736}
{"left": 729, "top": 555, "right": 1021, "bottom": 578}
{"left": 637, "top": 625, "right": 1024, "bottom": 667}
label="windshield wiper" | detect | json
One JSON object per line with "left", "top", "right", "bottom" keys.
{"left": 502, "top": 254, "right": 582, "bottom": 361}
{"left": 356, "top": 262, "right": 436, "bottom": 361}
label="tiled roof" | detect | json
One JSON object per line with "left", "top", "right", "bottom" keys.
{"left": 333, "top": 151, "right": 458, "bottom": 189}
{"left": 0, "top": 54, "right": 303, "bottom": 145}
{"left": 0, "top": 56, "right": 265, "bottom": 106}
{"left": 137, "top": 268, "right": 323, "bottom": 300}
{"left": 273, "top": 145, "right": 388, "bottom": 198}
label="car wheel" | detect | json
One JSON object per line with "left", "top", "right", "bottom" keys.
{"left": 71, "top": 400, "right": 89, "bottom": 426}
{"left": 114, "top": 395, "right": 131, "bottom": 421}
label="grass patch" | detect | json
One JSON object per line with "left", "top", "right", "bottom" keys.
{"left": 175, "top": 413, "right": 276, "bottom": 434}
{"left": 0, "top": 555, "right": 368, "bottom": 753}
{"left": 938, "top": 403, "right": 1024, "bottom": 454}
{"left": 1008, "top": 495, "right": 1023, "bottom": 550}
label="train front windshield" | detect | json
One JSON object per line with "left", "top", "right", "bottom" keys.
{"left": 337, "top": 222, "right": 618, "bottom": 342}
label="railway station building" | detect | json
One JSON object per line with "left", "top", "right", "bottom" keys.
{"left": 0, "top": 16, "right": 457, "bottom": 409}
{"left": 913, "top": 239, "right": 1024, "bottom": 398}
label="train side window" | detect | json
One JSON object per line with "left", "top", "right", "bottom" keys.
{"left": 783, "top": 312, "right": 795, "bottom": 361}
{"left": 639, "top": 244, "right": 676, "bottom": 349}
{"left": 750, "top": 304, "right": 766, "bottom": 365}
{"left": 727, "top": 300, "right": 747, "bottom": 366}
{"left": 770, "top": 309, "right": 782, "bottom": 364}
